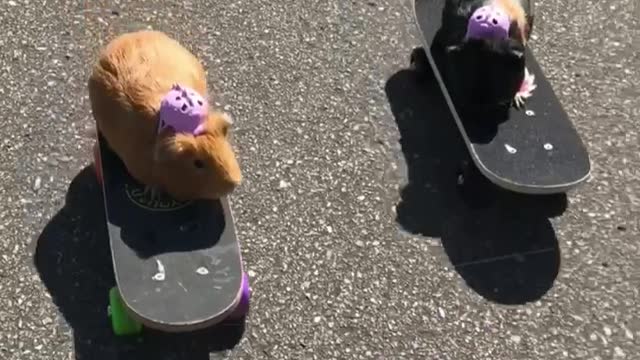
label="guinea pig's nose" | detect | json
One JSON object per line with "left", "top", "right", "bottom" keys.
{"left": 224, "top": 162, "right": 242, "bottom": 188}
{"left": 221, "top": 150, "right": 242, "bottom": 188}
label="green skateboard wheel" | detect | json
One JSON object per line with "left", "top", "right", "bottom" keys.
{"left": 108, "top": 287, "right": 142, "bottom": 336}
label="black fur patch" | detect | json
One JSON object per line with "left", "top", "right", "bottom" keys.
{"left": 436, "top": 0, "right": 527, "bottom": 111}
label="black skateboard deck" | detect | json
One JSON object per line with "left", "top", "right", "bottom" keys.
{"left": 94, "top": 136, "right": 249, "bottom": 334}
{"left": 412, "top": 0, "right": 590, "bottom": 194}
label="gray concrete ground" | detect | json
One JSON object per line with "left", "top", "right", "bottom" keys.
{"left": 0, "top": 0, "right": 638, "bottom": 359}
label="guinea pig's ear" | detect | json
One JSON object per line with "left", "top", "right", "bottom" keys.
{"left": 154, "top": 133, "right": 187, "bottom": 163}
{"left": 508, "top": 20, "right": 522, "bottom": 41}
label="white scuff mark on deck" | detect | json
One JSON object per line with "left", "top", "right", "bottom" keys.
{"left": 152, "top": 260, "right": 166, "bottom": 281}
{"left": 525, "top": 110, "right": 535, "bottom": 116}
{"left": 505, "top": 144, "right": 517, "bottom": 154}
{"left": 544, "top": 143, "right": 553, "bottom": 150}
{"left": 177, "top": 281, "right": 187, "bottom": 292}
{"left": 196, "top": 267, "right": 210, "bottom": 275}
{"left": 214, "top": 266, "right": 231, "bottom": 279}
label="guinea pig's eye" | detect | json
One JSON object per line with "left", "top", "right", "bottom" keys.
{"left": 193, "top": 159, "right": 205, "bottom": 169}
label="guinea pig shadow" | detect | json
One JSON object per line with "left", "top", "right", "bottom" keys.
{"left": 385, "top": 54, "right": 566, "bottom": 304}
{"left": 114, "top": 198, "right": 226, "bottom": 259}
{"left": 458, "top": 105, "right": 510, "bottom": 144}
{"left": 32, "top": 166, "right": 245, "bottom": 360}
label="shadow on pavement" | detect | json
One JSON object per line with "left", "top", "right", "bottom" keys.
{"left": 385, "top": 52, "right": 566, "bottom": 305}
{"left": 33, "top": 166, "right": 244, "bottom": 360}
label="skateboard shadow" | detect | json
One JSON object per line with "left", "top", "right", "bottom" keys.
{"left": 385, "top": 56, "right": 567, "bottom": 305}
{"left": 33, "top": 166, "right": 246, "bottom": 360}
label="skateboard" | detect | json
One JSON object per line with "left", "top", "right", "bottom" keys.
{"left": 410, "top": 0, "right": 591, "bottom": 196}
{"left": 92, "top": 135, "right": 250, "bottom": 336}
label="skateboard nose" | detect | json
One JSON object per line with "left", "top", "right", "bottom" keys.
{"left": 466, "top": 5, "right": 510, "bottom": 40}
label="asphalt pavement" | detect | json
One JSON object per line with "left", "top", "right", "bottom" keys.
{"left": 0, "top": 0, "right": 638, "bottom": 359}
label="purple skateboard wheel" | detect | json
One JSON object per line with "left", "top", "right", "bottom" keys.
{"left": 158, "top": 84, "right": 208, "bottom": 136}
{"left": 465, "top": 4, "right": 510, "bottom": 41}
{"left": 228, "top": 272, "right": 251, "bottom": 320}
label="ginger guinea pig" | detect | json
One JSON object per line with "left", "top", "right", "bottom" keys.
{"left": 88, "top": 30, "right": 241, "bottom": 201}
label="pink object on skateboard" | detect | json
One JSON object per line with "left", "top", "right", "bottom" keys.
{"left": 159, "top": 84, "right": 208, "bottom": 135}
{"left": 465, "top": 4, "right": 510, "bottom": 41}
